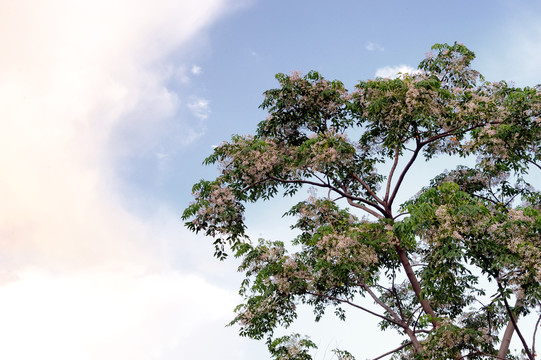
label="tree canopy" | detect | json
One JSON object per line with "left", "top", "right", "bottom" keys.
{"left": 183, "top": 42, "right": 541, "bottom": 359}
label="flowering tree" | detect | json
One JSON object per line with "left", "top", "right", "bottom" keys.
{"left": 183, "top": 43, "right": 541, "bottom": 359}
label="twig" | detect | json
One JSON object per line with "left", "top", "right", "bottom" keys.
{"left": 526, "top": 158, "right": 541, "bottom": 171}
{"left": 304, "top": 291, "right": 402, "bottom": 327}
{"left": 267, "top": 174, "right": 385, "bottom": 212}
{"left": 370, "top": 341, "right": 412, "bottom": 360}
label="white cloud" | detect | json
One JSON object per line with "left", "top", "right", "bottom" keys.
{"left": 0, "top": 266, "right": 242, "bottom": 360}
{"left": 191, "top": 65, "right": 203, "bottom": 75}
{"left": 188, "top": 97, "right": 211, "bottom": 119}
{"left": 0, "top": 0, "right": 228, "bottom": 270}
{"left": 375, "top": 64, "right": 420, "bottom": 79}
{"left": 366, "top": 41, "right": 384, "bottom": 52}
{"left": 174, "top": 65, "right": 191, "bottom": 84}
{"left": 0, "top": 0, "right": 257, "bottom": 359}
{"left": 250, "top": 50, "right": 261, "bottom": 60}
{"left": 172, "top": 64, "right": 202, "bottom": 84}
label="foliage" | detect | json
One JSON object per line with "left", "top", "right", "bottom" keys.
{"left": 183, "top": 42, "right": 541, "bottom": 359}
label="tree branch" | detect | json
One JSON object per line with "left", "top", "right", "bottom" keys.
{"left": 267, "top": 175, "right": 386, "bottom": 215}
{"left": 390, "top": 271, "right": 406, "bottom": 322}
{"left": 532, "top": 312, "right": 541, "bottom": 359}
{"left": 393, "top": 212, "right": 409, "bottom": 220}
{"left": 349, "top": 172, "right": 385, "bottom": 206}
{"left": 360, "top": 283, "right": 404, "bottom": 325}
{"left": 306, "top": 289, "right": 423, "bottom": 353}
{"left": 394, "top": 244, "right": 439, "bottom": 329}
{"left": 347, "top": 198, "right": 384, "bottom": 219}
{"left": 407, "top": 305, "right": 424, "bottom": 326}
{"left": 420, "top": 121, "right": 502, "bottom": 146}
{"left": 359, "top": 283, "right": 423, "bottom": 353}
{"left": 370, "top": 341, "right": 412, "bottom": 360}
{"left": 526, "top": 158, "right": 541, "bottom": 171}
{"left": 304, "top": 291, "right": 400, "bottom": 327}
{"left": 388, "top": 143, "right": 422, "bottom": 209}
{"left": 497, "top": 283, "right": 534, "bottom": 360}
{"left": 385, "top": 147, "right": 400, "bottom": 203}
{"left": 307, "top": 169, "right": 328, "bottom": 185}
{"left": 458, "top": 351, "right": 508, "bottom": 360}
{"left": 240, "top": 177, "right": 273, "bottom": 192}
{"left": 498, "top": 295, "right": 523, "bottom": 358}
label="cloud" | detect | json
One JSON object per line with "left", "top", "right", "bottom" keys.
{"left": 188, "top": 96, "right": 211, "bottom": 119}
{"left": 0, "top": 266, "right": 243, "bottom": 359}
{"left": 0, "top": 0, "right": 228, "bottom": 270}
{"left": 366, "top": 41, "right": 384, "bottom": 52}
{"left": 250, "top": 50, "right": 261, "bottom": 60}
{"left": 191, "top": 65, "right": 203, "bottom": 75}
{"left": 375, "top": 64, "right": 420, "bottom": 79}
{"left": 173, "top": 65, "right": 192, "bottom": 84}
{"left": 172, "top": 64, "right": 202, "bottom": 84}
{"left": 0, "top": 0, "right": 254, "bottom": 359}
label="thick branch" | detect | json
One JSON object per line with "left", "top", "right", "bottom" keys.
{"left": 384, "top": 147, "right": 400, "bottom": 203}
{"left": 388, "top": 143, "right": 422, "bottom": 208}
{"left": 349, "top": 172, "right": 385, "bottom": 206}
{"left": 360, "top": 283, "right": 403, "bottom": 325}
{"left": 498, "top": 284, "right": 534, "bottom": 360}
{"left": 347, "top": 198, "right": 384, "bottom": 219}
{"left": 497, "top": 295, "right": 523, "bottom": 359}
{"left": 394, "top": 244, "right": 439, "bottom": 329}
{"left": 533, "top": 312, "right": 541, "bottom": 357}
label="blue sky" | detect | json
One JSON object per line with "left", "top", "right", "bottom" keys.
{"left": 0, "top": 1, "right": 540, "bottom": 359}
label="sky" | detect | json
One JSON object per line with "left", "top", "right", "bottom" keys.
{"left": 0, "top": 0, "right": 540, "bottom": 359}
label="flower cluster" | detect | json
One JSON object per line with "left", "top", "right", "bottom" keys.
{"left": 316, "top": 233, "right": 378, "bottom": 266}
{"left": 268, "top": 334, "right": 317, "bottom": 360}
{"left": 191, "top": 185, "right": 240, "bottom": 232}
{"left": 422, "top": 319, "right": 496, "bottom": 359}
{"left": 217, "top": 135, "right": 286, "bottom": 183}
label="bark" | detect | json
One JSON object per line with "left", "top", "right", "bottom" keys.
{"left": 497, "top": 296, "right": 523, "bottom": 359}
{"left": 405, "top": 328, "right": 423, "bottom": 354}
{"left": 395, "top": 244, "right": 439, "bottom": 329}
{"left": 497, "top": 285, "right": 534, "bottom": 360}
